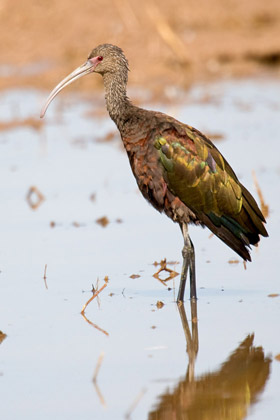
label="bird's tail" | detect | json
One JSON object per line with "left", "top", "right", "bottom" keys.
{"left": 201, "top": 184, "right": 268, "bottom": 261}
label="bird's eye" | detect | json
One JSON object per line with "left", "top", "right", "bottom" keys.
{"left": 97, "top": 56, "right": 103, "bottom": 61}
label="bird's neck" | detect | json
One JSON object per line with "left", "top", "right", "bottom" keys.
{"left": 103, "top": 71, "right": 133, "bottom": 131}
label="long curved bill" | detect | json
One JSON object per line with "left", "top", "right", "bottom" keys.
{"left": 40, "top": 60, "right": 94, "bottom": 118}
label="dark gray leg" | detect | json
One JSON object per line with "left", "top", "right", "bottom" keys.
{"left": 177, "top": 223, "right": 197, "bottom": 302}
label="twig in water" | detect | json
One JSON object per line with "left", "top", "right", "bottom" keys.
{"left": 153, "top": 258, "right": 179, "bottom": 284}
{"left": 93, "top": 381, "right": 106, "bottom": 408}
{"left": 26, "top": 186, "right": 45, "bottom": 210}
{"left": 92, "top": 352, "right": 106, "bottom": 407}
{"left": 81, "top": 312, "right": 109, "bottom": 337}
{"left": 43, "top": 264, "right": 48, "bottom": 289}
{"left": 93, "top": 351, "right": 105, "bottom": 383}
{"left": 81, "top": 279, "right": 108, "bottom": 315}
{"left": 252, "top": 170, "right": 269, "bottom": 218}
{"left": 81, "top": 277, "right": 109, "bottom": 335}
{"left": 125, "top": 388, "right": 146, "bottom": 419}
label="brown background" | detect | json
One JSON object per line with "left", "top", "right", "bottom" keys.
{"left": 0, "top": 0, "right": 279, "bottom": 95}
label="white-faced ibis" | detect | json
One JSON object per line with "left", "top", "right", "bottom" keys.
{"left": 41, "top": 44, "right": 268, "bottom": 302}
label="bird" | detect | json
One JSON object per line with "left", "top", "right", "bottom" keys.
{"left": 40, "top": 44, "right": 268, "bottom": 302}
{"left": 148, "top": 334, "right": 271, "bottom": 419}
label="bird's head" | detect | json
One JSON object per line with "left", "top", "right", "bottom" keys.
{"left": 88, "top": 44, "right": 129, "bottom": 75}
{"left": 40, "top": 43, "right": 128, "bottom": 118}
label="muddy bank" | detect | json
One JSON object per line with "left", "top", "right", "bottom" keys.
{"left": 0, "top": 0, "right": 280, "bottom": 97}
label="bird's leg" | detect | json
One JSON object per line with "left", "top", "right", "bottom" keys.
{"left": 177, "top": 223, "right": 197, "bottom": 302}
{"left": 189, "top": 237, "right": 197, "bottom": 300}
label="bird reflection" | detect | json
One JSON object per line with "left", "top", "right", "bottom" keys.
{"left": 149, "top": 301, "right": 271, "bottom": 420}
{"left": 0, "top": 330, "right": 7, "bottom": 345}
{"left": 177, "top": 301, "right": 199, "bottom": 383}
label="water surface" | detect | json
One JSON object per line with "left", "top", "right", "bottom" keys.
{"left": 0, "top": 79, "right": 279, "bottom": 419}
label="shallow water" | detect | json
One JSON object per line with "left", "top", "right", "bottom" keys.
{"left": 0, "top": 79, "right": 279, "bottom": 419}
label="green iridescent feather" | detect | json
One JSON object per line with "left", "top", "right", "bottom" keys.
{"left": 154, "top": 125, "right": 267, "bottom": 252}
{"left": 155, "top": 130, "right": 242, "bottom": 216}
